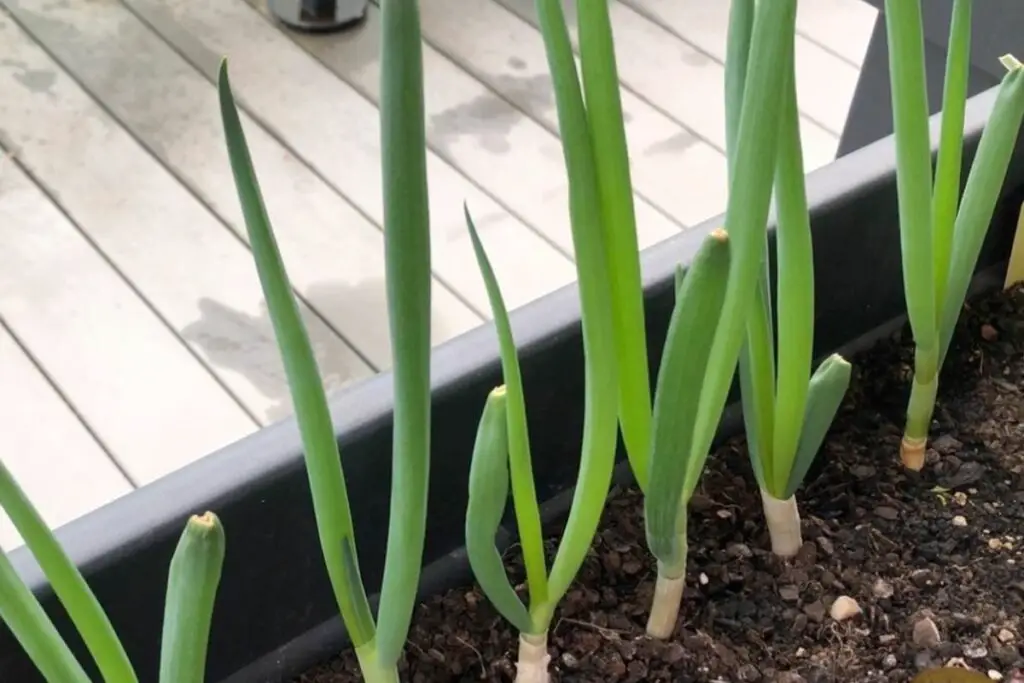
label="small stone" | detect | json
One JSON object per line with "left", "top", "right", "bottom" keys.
{"left": 913, "top": 617, "right": 942, "bottom": 648}
{"left": 873, "top": 578, "right": 895, "bottom": 599}
{"left": 699, "top": 572, "right": 709, "bottom": 585}
{"left": 779, "top": 585, "right": 801, "bottom": 602}
{"left": 952, "top": 515, "right": 968, "bottom": 527}
{"left": 727, "top": 543, "right": 754, "bottom": 560}
{"left": 989, "top": 538, "right": 1005, "bottom": 550}
{"left": 953, "top": 491, "right": 969, "bottom": 506}
{"left": 795, "top": 541, "right": 818, "bottom": 565}
{"left": 738, "top": 664, "right": 762, "bottom": 681}
{"left": 943, "top": 461, "right": 986, "bottom": 489}
{"left": 993, "top": 644, "right": 1019, "bottom": 666}
{"left": 803, "top": 600, "right": 827, "bottom": 623}
{"left": 560, "top": 652, "right": 580, "bottom": 668}
{"left": 661, "top": 641, "right": 686, "bottom": 664}
{"left": 989, "top": 671, "right": 1003, "bottom": 681}
{"left": 851, "top": 464, "right": 877, "bottom": 479}
{"left": 982, "top": 323, "right": 999, "bottom": 341}
{"left": 880, "top": 634, "right": 897, "bottom": 644}
{"left": 951, "top": 612, "right": 981, "bottom": 628}
{"left": 882, "top": 654, "right": 897, "bottom": 669}
{"left": 816, "top": 537, "right": 835, "bottom": 556}
{"left": 964, "top": 641, "right": 989, "bottom": 659}
{"left": 875, "top": 506, "right": 900, "bottom": 520}
{"left": 933, "top": 434, "right": 964, "bottom": 454}
{"left": 911, "top": 569, "right": 938, "bottom": 588}
{"left": 774, "top": 673, "right": 806, "bottom": 683}
{"left": 998, "top": 628, "right": 1016, "bottom": 644}
{"left": 831, "top": 595, "right": 862, "bottom": 621}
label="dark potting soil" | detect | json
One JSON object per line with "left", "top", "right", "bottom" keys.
{"left": 297, "top": 284, "right": 1024, "bottom": 683}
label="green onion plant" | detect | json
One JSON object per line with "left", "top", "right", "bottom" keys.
{"left": 461, "top": 0, "right": 625, "bottom": 676}
{"left": 729, "top": 0, "right": 852, "bottom": 557}
{"left": 642, "top": 229, "right": 731, "bottom": 637}
{"left": 642, "top": 0, "right": 800, "bottom": 637}
{"left": 216, "top": 0, "right": 432, "bottom": 677}
{"left": 0, "top": 454, "right": 224, "bottom": 683}
{"left": 884, "top": 0, "right": 1024, "bottom": 470}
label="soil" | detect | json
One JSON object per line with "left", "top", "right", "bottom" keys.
{"left": 296, "top": 285, "right": 1024, "bottom": 683}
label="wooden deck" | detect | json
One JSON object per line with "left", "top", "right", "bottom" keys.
{"left": 0, "top": 0, "right": 877, "bottom": 549}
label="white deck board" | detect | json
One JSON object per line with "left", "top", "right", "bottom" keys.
{"left": 795, "top": 0, "right": 878, "bottom": 67}
{"left": 496, "top": 0, "right": 840, "bottom": 171}
{"left": 0, "top": 10, "right": 368, "bottom": 437}
{"left": 0, "top": 0, "right": 875, "bottom": 534}
{"left": 124, "top": 0, "right": 579, "bottom": 317}
{"left": 0, "top": 151, "right": 256, "bottom": 485}
{"left": 417, "top": 0, "right": 731, "bottom": 230}
{"left": 0, "top": 325, "right": 132, "bottom": 551}
{"left": 4, "top": 0, "right": 482, "bottom": 368}
{"left": 623, "top": 0, "right": 864, "bottom": 137}
{"left": 267, "top": 0, "right": 682, "bottom": 252}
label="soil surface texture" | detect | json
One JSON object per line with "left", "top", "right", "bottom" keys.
{"left": 297, "top": 285, "right": 1024, "bottom": 682}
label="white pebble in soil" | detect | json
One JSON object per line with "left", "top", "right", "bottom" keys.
{"left": 964, "top": 641, "right": 989, "bottom": 659}
{"left": 912, "top": 616, "right": 942, "bottom": 649}
{"left": 872, "top": 578, "right": 894, "bottom": 599}
{"left": 830, "top": 596, "right": 861, "bottom": 622}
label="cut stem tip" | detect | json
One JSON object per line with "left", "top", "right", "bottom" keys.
{"left": 760, "top": 489, "right": 803, "bottom": 558}
{"left": 900, "top": 436, "right": 927, "bottom": 471}
{"left": 646, "top": 573, "right": 685, "bottom": 639}
{"left": 1000, "top": 54, "right": 1023, "bottom": 72}
{"left": 515, "top": 632, "right": 551, "bottom": 683}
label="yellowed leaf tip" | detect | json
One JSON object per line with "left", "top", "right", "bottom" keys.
{"left": 491, "top": 384, "right": 508, "bottom": 398}
{"left": 191, "top": 511, "right": 219, "bottom": 528}
{"left": 1000, "top": 54, "right": 1023, "bottom": 72}
{"left": 710, "top": 227, "right": 729, "bottom": 242}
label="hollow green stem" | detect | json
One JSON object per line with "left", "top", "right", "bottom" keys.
{"left": 376, "top": 0, "right": 433, "bottom": 662}
{"left": 535, "top": 0, "right": 620, "bottom": 612}
{"left": 902, "top": 368, "right": 938, "bottom": 470}
{"left": 0, "top": 548, "right": 90, "bottom": 683}
{"left": 218, "top": 61, "right": 377, "bottom": 649}
{"left": 687, "top": 0, "right": 795, "bottom": 492}
{"left": 159, "top": 512, "right": 226, "bottom": 683}
{"left": 0, "top": 459, "right": 135, "bottom": 683}
{"left": 465, "top": 210, "right": 548, "bottom": 614}
{"left": 577, "top": 0, "right": 651, "bottom": 491}
{"left": 932, "top": 0, "right": 971, "bottom": 312}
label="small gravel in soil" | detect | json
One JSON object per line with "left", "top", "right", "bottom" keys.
{"left": 296, "top": 286, "right": 1024, "bottom": 682}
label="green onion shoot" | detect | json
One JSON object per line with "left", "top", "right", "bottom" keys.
{"left": 729, "top": 0, "right": 852, "bottom": 557}
{"left": 885, "top": 0, "right": 1024, "bottom": 470}
{"left": 216, "top": 0, "right": 432, "bottom": 673}
{"left": 461, "top": 0, "right": 621, "bottom": 676}
{"left": 643, "top": 0, "right": 800, "bottom": 635}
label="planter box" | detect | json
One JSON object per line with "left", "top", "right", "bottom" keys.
{"left": 2, "top": 85, "right": 1024, "bottom": 683}
{"left": 838, "top": 0, "right": 1024, "bottom": 156}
